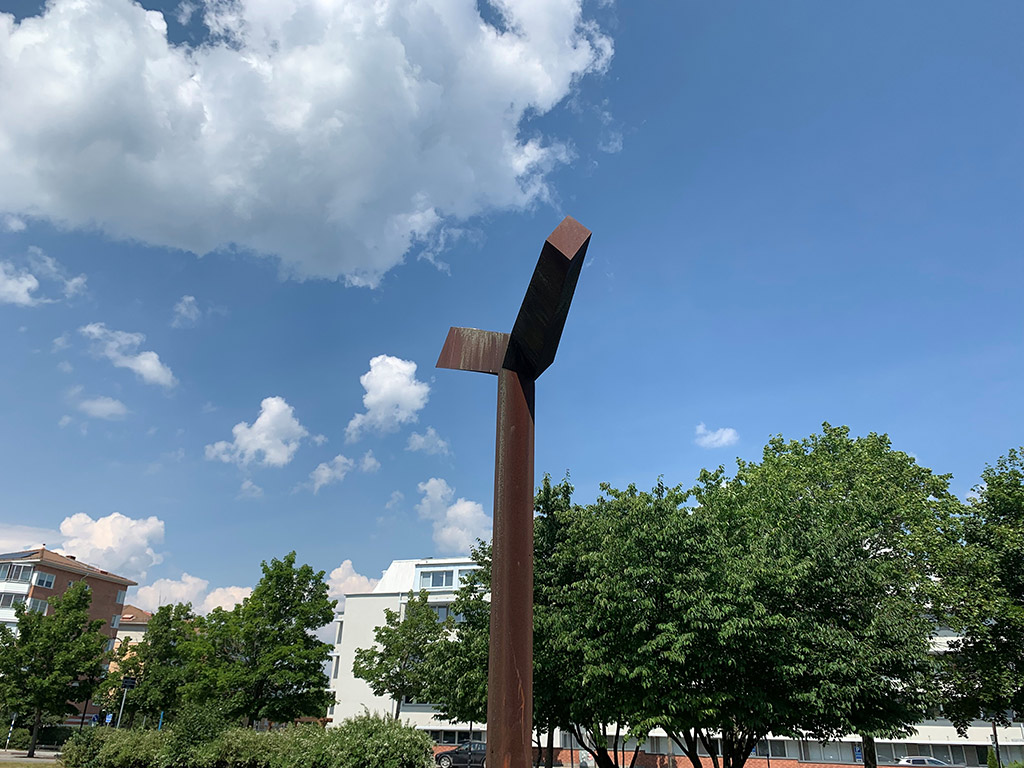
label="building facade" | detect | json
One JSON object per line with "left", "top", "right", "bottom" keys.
{"left": 328, "top": 556, "right": 1024, "bottom": 767}
{"left": 0, "top": 548, "right": 137, "bottom": 726}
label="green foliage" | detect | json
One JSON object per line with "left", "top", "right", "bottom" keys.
{"left": 937, "top": 448, "right": 1024, "bottom": 733}
{"left": 201, "top": 552, "right": 337, "bottom": 723}
{"left": 59, "top": 715, "right": 432, "bottom": 768}
{"left": 353, "top": 590, "right": 450, "bottom": 719}
{"left": 426, "top": 427, "right": 952, "bottom": 768}
{"left": 327, "top": 712, "right": 433, "bottom": 768}
{"left": 0, "top": 581, "right": 108, "bottom": 757}
{"left": 6, "top": 728, "right": 31, "bottom": 750}
{"left": 160, "top": 702, "right": 230, "bottom": 767}
{"left": 988, "top": 748, "right": 1000, "bottom": 768}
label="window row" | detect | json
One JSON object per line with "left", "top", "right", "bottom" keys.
{"left": 428, "top": 730, "right": 484, "bottom": 745}
{"left": 419, "top": 568, "right": 478, "bottom": 590}
{"left": 0, "top": 564, "right": 33, "bottom": 582}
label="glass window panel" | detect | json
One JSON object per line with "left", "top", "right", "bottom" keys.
{"left": 442, "top": 731, "right": 457, "bottom": 745}
{"left": 950, "top": 745, "right": 965, "bottom": 765}
{"left": 756, "top": 741, "right": 769, "bottom": 757}
{"left": 820, "top": 742, "right": 843, "bottom": 762}
{"left": 770, "top": 741, "right": 788, "bottom": 758}
{"left": 974, "top": 747, "right": 988, "bottom": 766}
{"left": 933, "top": 746, "right": 951, "bottom": 763}
{"left": 420, "top": 573, "right": 432, "bottom": 589}
{"left": 0, "top": 564, "right": 8, "bottom": 580}
{"left": 805, "top": 742, "right": 824, "bottom": 762}
{"left": 893, "top": 743, "right": 910, "bottom": 759}
{"left": 877, "top": 743, "right": 895, "bottom": 764}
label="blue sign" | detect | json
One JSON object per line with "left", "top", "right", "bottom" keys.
{"left": 855, "top": 746, "right": 863, "bottom": 761}
{"left": 105, "top": 714, "right": 113, "bottom": 724}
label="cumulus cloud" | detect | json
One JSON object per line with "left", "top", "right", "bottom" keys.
{"left": 346, "top": 355, "right": 429, "bottom": 442}
{"left": 0, "top": 0, "right": 612, "bottom": 286}
{"left": 78, "top": 396, "right": 129, "bottom": 420}
{"left": 58, "top": 511, "right": 165, "bottom": 581}
{"left": 416, "top": 477, "right": 490, "bottom": 555}
{"left": 694, "top": 423, "right": 739, "bottom": 449}
{"left": 0, "top": 262, "right": 41, "bottom": 306}
{"left": 171, "top": 295, "right": 201, "bottom": 328}
{"left": 360, "top": 451, "right": 380, "bottom": 473}
{"left": 326, "top": 559, "right": 379, "bottom": 609}
{"left": 1, "top": 250, "right": 86, "bottom": 306}
{"left": 79, "top": 323, "right": 177, "bottom": 388}
{"left": 406, "top": 426, "right": 450, "bottom": 456}
{"left": 134, "top": 573, "right": 251, "bottom": 613}
{"left": 308, "top": 454, "right": 355, "bottom": 494}
{"left": 206, "top": 396, "right": 310, "bottom": 467}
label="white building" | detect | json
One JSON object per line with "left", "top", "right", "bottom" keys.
{"left": 327, "top": 556, "right": 1024, "bottom": 765}
{"left": 328, "top": 557, "right": 484, "bottom": 746}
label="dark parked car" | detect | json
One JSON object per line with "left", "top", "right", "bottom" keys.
{"left": 435, "top": 740, "right": 486, "bottom": 767}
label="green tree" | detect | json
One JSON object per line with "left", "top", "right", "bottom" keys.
{"left": 102, "top": 603, "right": 204, "bottom": 724}
{"left": 654, "top": 425, "right": 949, "bottom": 768}
{"left": 0, "top": 582, "right": 108, "bottom": 757}
{"left": 938, "top": 448, "right": 1024, "bottom": 733}
{"left": 354, "top": 590, "right": 450, "bottom": 719}
{"left": 202, "top": 551, "right": 337, "bottom": 724}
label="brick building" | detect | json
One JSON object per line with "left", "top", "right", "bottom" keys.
{"left": 0, "top": 547, "right": 136, "bottom": 725}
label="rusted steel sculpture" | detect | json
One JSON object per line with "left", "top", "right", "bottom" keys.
{"left": 437, "top": 216, "right": 591, "bottom": 768}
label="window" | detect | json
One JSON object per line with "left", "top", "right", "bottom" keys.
{"left": 105, "top": 638, "right": 116, "bottom": 652}
{"left": 111, "top": 615, "right": 121, "bottom": 629}
{"left": 771, "top": 741, "right": 788, "bottom": 758}
{"left": 335, "top": 622, "right": 344, "bottom": 645}
{"left": 115, "top": 590, "right": 126, "bottom": 604}
{"left": 877, "top": 743, "right": 896, "bottom": 764}
{"left": 950, "top": 746, "right": 966, "bottom": 765}
{"left": 1, "top": 564, "right": 32, "bottom": 582}
{"left": 27, "top": 598, "right": 48, "bottom": 613}
{"left": 0, "top": 593, "right": 26, "bottom": 608}
{"left": 430, "top": 604, "right": 454, "bottom": 622}
{"left": 420, "top": 570, "right": 454, "bottom": 589}
{"left": 34, "top": 572, "right": 55, "bottom": 589}
{"left": 332, "top": 656, "right": 341, "bottom": 679}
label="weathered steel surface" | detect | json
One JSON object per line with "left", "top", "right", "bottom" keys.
{"left": 504, "top": 216, "right": 591, "bottom": 380}
{"left": 436, "top": 327, "right": 510, "bottom": 376}
{"left": 488, "top": 368, "right": 535, "bottom": 768}
{"left": 436, "top": 215, "right": 589, "bottom": 768}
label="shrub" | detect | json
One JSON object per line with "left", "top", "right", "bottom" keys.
{"left": 6, "top": 727, "right": 31, "bottom": 750}
{"left": 326, "top": 713, "right": 434, "bottom": 768}
{"left": 160, "top": 703, "right": 230, "bottom": 768}
{"left": 61, "top": 728, "right": 107, "bottom": 768}
{"left": 990, "top": 749, "right": 1000, "bottom": 768}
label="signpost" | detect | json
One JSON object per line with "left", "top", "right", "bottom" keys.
{"left": 115, "top": 677, "right": 136, "bottom": 729}
{"left": 437, "top": 216, "right": 591, "bottom": 768}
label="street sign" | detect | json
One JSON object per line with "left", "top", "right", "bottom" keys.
{"left": 121, "top": 677, "right": 137, "bottom": 689}
{"left": 855, "top": 745, "right": 863, "bottom": 761}
{"left": 105, "top": 714, "right": 113, "bottom": 724}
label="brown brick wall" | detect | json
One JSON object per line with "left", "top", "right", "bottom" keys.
{"left": 27, "top": 564, "right": 126, "bottom": 637}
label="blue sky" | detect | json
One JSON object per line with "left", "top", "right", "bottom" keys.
{"left": 1, "top": 0, "right": 1021, "bottom": 611}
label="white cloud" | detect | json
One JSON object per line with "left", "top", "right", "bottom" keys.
{"left": 0, "top": 522, "right": 58, "bottom": 552}
{"left": 416, "top": 477, "right": 490, "bottom": 555}
{"left": 206, "top": 396, "right": 310, "bottom": 467}
{"left": 134, "top": 573, "right": 251, "bottom": 613}
{"left": 58, "top": 511, "right": 165, "bottom": 581}
{"left": 326, "top": 559, "right": 379, "bottom": 609}
{"left": 0, "top": 0, "right": 611, "bottom": 286}
{"left": 694, "top": 422, "right": 739, "bottom": 449}
{"left": 0, "top": 261, "right": 42, "bottom": 306}
{"left": 2, "top": 214, "right": 25, "bottom": 232}
{"left": 79, "top": 322, "right": 177, "bottom": 388}
{"left": 171, "top": 295, "right": 201, "bottom": 328}
{"left": 52, "top": 334, "right": 69, "bottom": 351}
{"left": 312, "top": 434, "right": 327, "bottom": 446}
{"left": 58, "top": 415, "right": 72, "bottom": 428}
{"left": 346, "top": 355, "right": 429, "bottom": 442}
{"left": 308, "top": 454, "right": 355, "bottom": 494}
{"left": 237, "top": 479, "right": 264, "bottom": 498}
{"left": 360, "top": 451, "right": 380, "bottom": 473}
{"left": 78, "top": 396, "right": 129, "bottom": 420}
{"left": 57, "top": 360, "right": 73, "bottom": 373}
{"left": 385, "top": 490, "right": 404, "bottom": 510}
{"left": 28, "top": 248, "right": 87, "bottom": 298}
{"left": 406, "top": 426, "right": 450, "bottom": 456}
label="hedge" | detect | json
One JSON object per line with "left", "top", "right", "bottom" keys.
{"left": 60, "top": 713, "right": 434, "bottom": 768}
